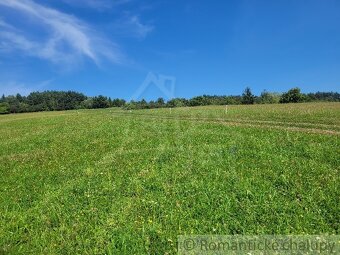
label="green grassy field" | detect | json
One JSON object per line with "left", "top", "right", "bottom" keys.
{"left": 0, "top": 102, "right": 339, "bottom": 254}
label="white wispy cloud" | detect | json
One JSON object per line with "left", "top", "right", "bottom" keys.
{"left": 128, "top": 15, "right": 154, "bottom": 39}
{"left": 0, "top": 17, "right": 14, "bottom": 29}
{"left": 0, "top": 31, "right": 36, "bottom": 52}
{"left": 112, "top": 15, "right": 154, "bottom": 39}
{"left": 62, "top": 0, "right": 132, "bottom": 10}
{"left": 0, "top": 0, "right": 124, "bottom": 66}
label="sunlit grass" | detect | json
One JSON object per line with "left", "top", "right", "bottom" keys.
{"left": 0, "top": 102, "right": 339, "bottom": 254}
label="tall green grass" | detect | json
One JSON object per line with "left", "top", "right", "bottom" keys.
{"left": 0, "top": 103, "right": 339, "bottom": 254}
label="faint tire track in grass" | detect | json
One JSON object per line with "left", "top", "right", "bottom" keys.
{"left": 109, "top": 112, "right": 340, "bottom": 136}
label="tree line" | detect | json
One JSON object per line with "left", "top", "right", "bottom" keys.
{"left": 0, "top": 87, "right": 339, "bottom": 114}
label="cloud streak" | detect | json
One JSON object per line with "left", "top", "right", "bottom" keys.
{"left": 0, "top": 0, "right": 124, "bottom": 66}
{"left": 0, "top": 17, "right": 14, "bottom": 29}
{"left": 127, "top": 15, "right": 154, "bottom": 39}
{"left": 112, "top": 15, "right": 154, "bottom": 39}
{"left": 61, "top": 0, "right": 132, "bottom": 10}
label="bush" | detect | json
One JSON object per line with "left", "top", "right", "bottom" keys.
{"left": 0, "top": 102, "right": 10, "bottom": 114}
{"left": 167, "top": 98, "right": 188, "bottom": 108}
{"left": 111, "top": 99, "right": 126, "bottom": 107}
{"left": 257, "top": 90, "right": 281, "bottom": 104}
{"left": 92, "top": 96, "right": 110, "bottom": 109}
{"left": 80, "top": 98, "right": 94, "bottom": 109}
{"left": 280, "top": 88, "right": 303, "bottom": 103}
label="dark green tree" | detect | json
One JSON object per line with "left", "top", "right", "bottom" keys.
{"left": 16, "top": 93, "right": 23, "bottom": 102}
{"left": 108, "top": 97, "right": 113, "bottom": 107}
{"left": 279, "top": 88, "right": 303, "bottom": 103}
{"left": 0, "top": 102, "right": 10, "bottom": 114}
{"left": 167, "top": 98, "right": 188, "bottom": 108}
{"left": 149, "top": 100, "right": 156, "bottom": 108}
{"left": 156, "top": 98, "right": 165, "bottom": 108}
{"left": 139, "top": 99, "right": 149, "bottom": 109}
{"left": 112, "top": 98, "right": 126, "bottom": 107}
{"left": 92, "top": 95, "right": 110, "bottom": 108}
{"left": 242, "top": 87, "right": 255, "bottom": 104}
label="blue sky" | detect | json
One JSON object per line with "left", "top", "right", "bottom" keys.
{"left": 0, "top": 0, "right": 339, "bottom": 100}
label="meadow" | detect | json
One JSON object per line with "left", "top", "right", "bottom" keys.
{"left": 0, "top": 102, "right": 339, "bottom": 254}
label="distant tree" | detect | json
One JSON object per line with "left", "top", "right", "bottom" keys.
{"left": 26, "top": 91, "right": 86, "bottom": 111}
{"left": 155, "top": 98, "right": 165, "bottom": 108}
{"left": 188, "top": 97, "right": 201, "bottom": 106}
{"left": 92, "top": 95, "right": 110, "bottom": 108}
{"left": 123, "top": 103, "right": 132, "bottom": 110}
{"left": 0, "top": 94, "right": 5, "bottom": 102}
{"left": 124, "top": 99, "right": 150, "bottom": 109}
{"left": 280, "top": 87, "right": 303, "bottom": 103}
{"left": 3, "top": 96, "right": 19, "bottom": 113}
{"left": 0, "top": 102, "right": 10, "bottom": 114}
{"left": 242, "top": 87, "right": 255, "bottom": 104}
{"left": 306, "top": 92, "right": 340, "bottom": 102}
{"left": 16, "top": 93, "right": 24, "bottom": 102}
{"left": 148, "top": 100, "right": 156, "bottom": 108}
{"left": 80, "top": 98, "right": 94, "bottom": 109}
{"left": 167, "top": 98, "right": 188, "bottom": 108}
{"left": 2, "top": 88, "right": 340, "bottom": 114}
{"left": 18, "top": 102, "right": 30, "bottom": 113}
{"left": 224, "top": 96, "right": 242, "bottom": 105}
{"left": 108, "top": 97, "right": 113, "bottom": 107}
{"left": 112, "top": 98, "right": 126, "bottom": 107}
{"left": 189, "top": 96, "right": 212, "bottom": 106}
{"left": 139, "top": 99, "right": 149, "bottom": 109}
{"left": 257, "top": 90, "right": 280, "bottom": 104}
{"left": 124, "top": 100, "right": 138, "bottom": 110}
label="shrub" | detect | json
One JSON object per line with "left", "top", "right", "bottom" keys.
{"left": 280, "top": 88, "right": 303, "bottom": 103}
{"left": 257, "top": 90, "right": 281, "bottom": 104}
{"left": 0, "top": 102, "right": 10, "bottom": 114}
{"left": 92, "top": 96, "right": 110, "bottom": 108}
